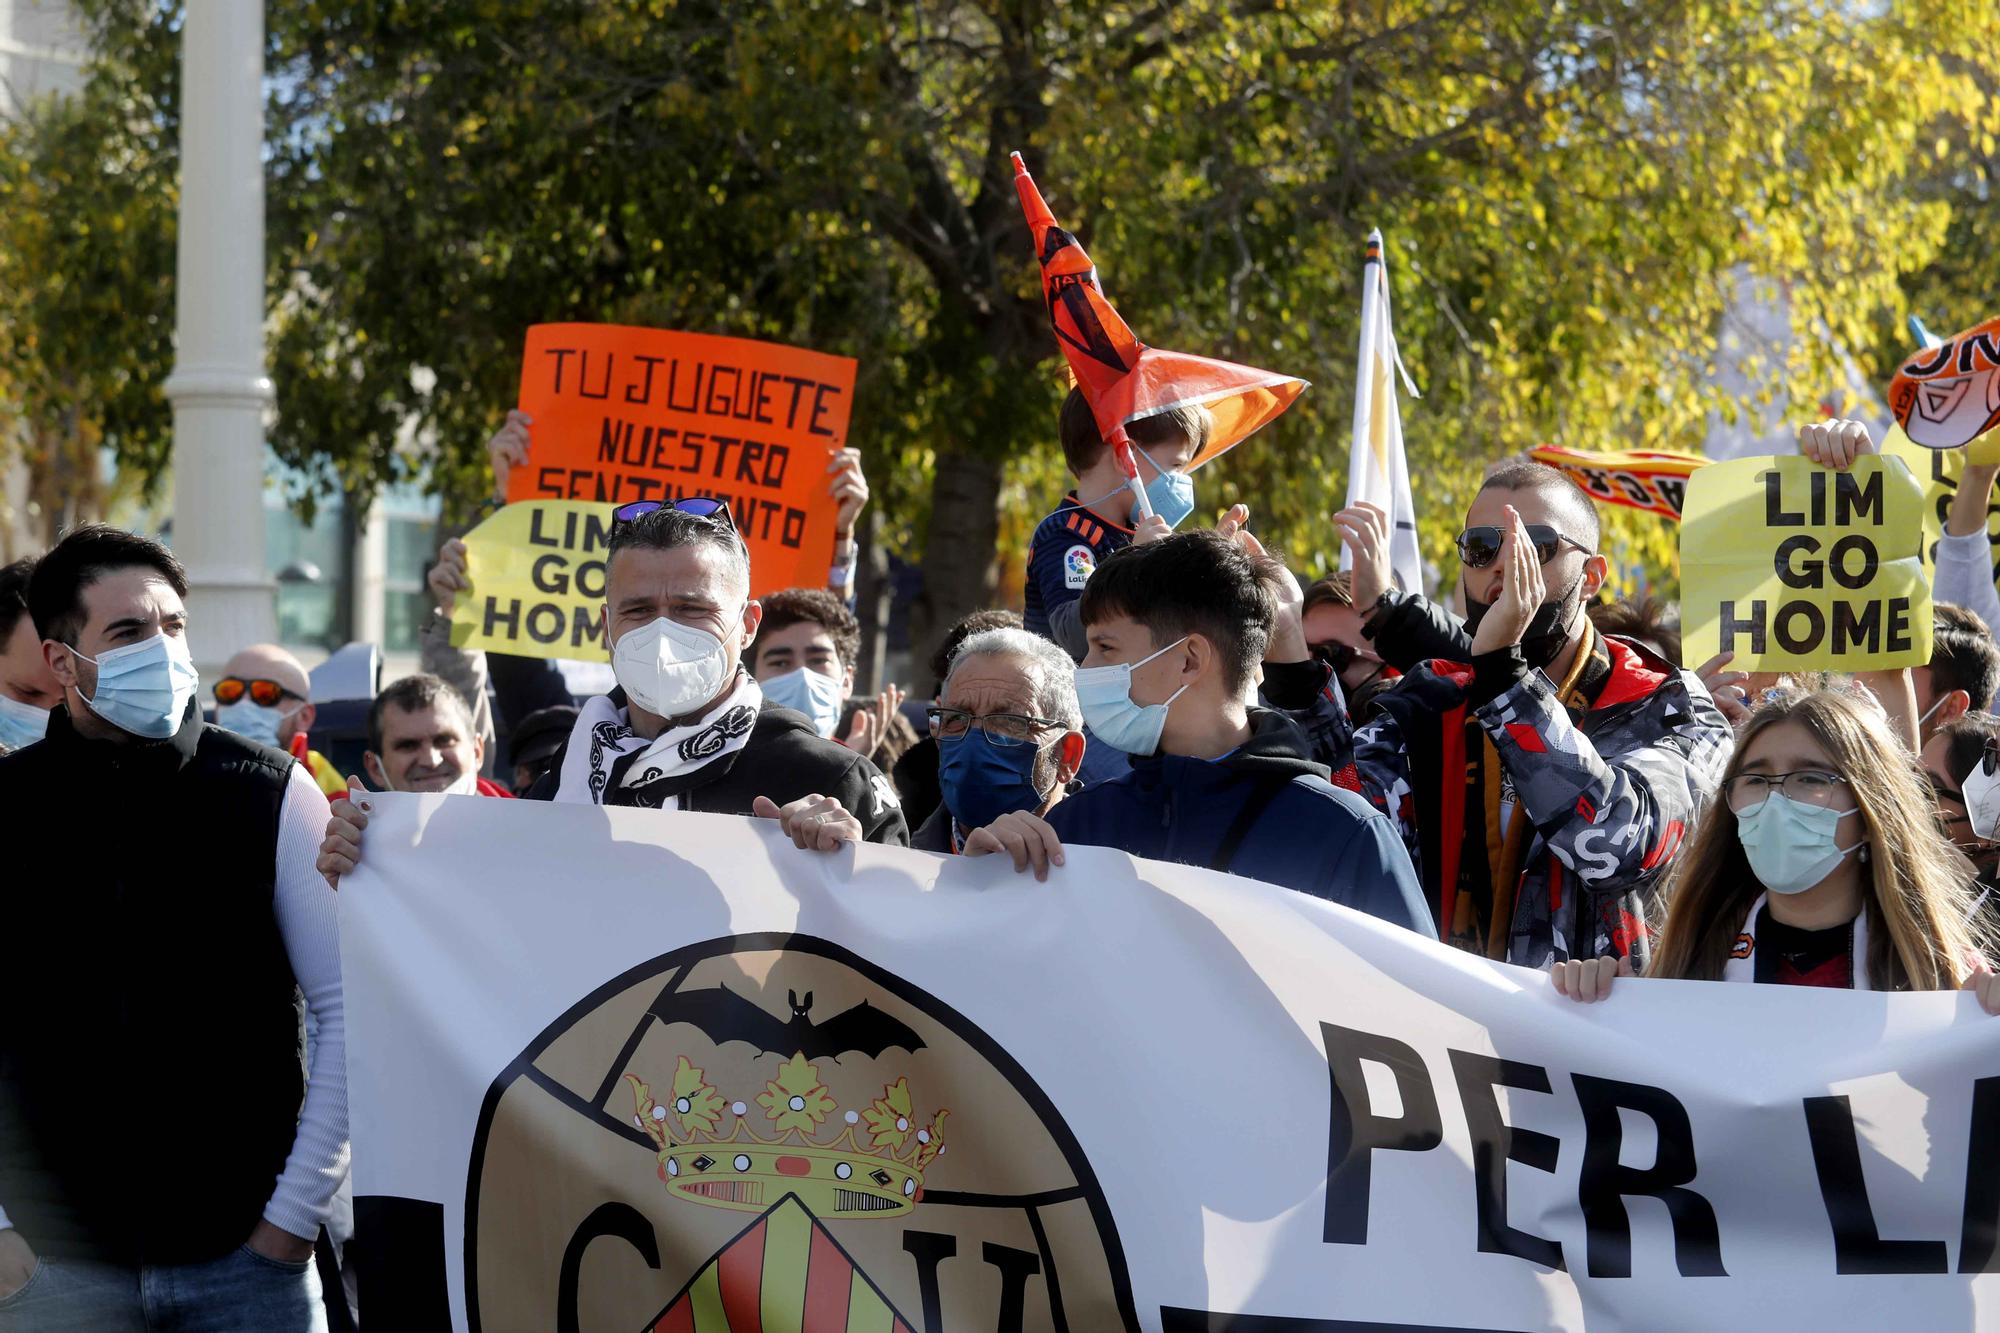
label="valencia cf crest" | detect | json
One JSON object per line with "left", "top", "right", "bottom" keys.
{"left": 464, "top": 935, "right": 1137, "bottom": 1330}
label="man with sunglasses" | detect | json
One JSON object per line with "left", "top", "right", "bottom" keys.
{"left": 317, "top": 499, "right": 905, "bottom": 889}
{"left": 1337, "top": 461, "right": 1731, "bottom": 970}
{"left": 214, "top": 643, "right": 348, "bottom": 797}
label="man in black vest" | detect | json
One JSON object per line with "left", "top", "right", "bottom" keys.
{"left": 315, "top": 498, "right": 905, "bottom": 887}
{"left": 0, "top": 526, "right": 345, "bottom": 1331}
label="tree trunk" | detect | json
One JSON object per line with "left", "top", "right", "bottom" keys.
{"left": 910, "top": 450, "right": 1004, "bottom": 678}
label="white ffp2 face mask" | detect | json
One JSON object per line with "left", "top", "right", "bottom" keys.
{"left": 612, "top": 614, "right": 740, "bottom": 718}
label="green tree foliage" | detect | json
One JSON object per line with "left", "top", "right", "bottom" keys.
{"left": 5, "top": 1, "right": 1997, "bottom": 646}
{"left": 0, "top": 23, "right": 178, "bottom": 551}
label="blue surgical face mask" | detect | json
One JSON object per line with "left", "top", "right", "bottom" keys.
{"left": 1074, "top": 636, "right": 1190, "bottom": 756}
{"left": 939, "top": 729, "right": 1054, "bottom": 830}
{"left": 1735, "top": 792, "right": 1863, "bottom": 895}
{"left": 67, "top": 631, "right": 200, "bottom": 740}
{"left": 216, "top": 697, "right": 304, "bottom": 750}
{"left": 0, "top": 694, "right": 49, "bottom": 750}
{"left": 1134, "top": 445, "right": 1196, "bottom": 529}
{"left": 760, "top": 664, "right": 847, "bottom": 738}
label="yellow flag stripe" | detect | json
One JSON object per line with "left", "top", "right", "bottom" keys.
{"left": 845, "top": 1273, "right": 895, "bottom": 1333}
{"left": 688, "top": 1262, "right": 729, "bottom": 1333}
{"left": 761, "top": 1200, "right": 814, "bottom": 1328}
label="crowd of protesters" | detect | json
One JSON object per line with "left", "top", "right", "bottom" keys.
{"left": 3, "top": 393, "right": 2000, "bottom": 1330}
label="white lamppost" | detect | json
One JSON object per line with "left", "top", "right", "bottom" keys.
{"left": 165, "top": 0, "right": 274, "bottom": 674}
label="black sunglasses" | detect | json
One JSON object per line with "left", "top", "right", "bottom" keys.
{"left": 611, "top": 496, "right": 736, "bottom": 530}
{"left": 1455, "top": 524, "right": 1594, "bottom": 569}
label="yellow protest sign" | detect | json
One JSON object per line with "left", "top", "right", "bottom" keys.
{"left": 1680, "top": 455, "right": 1932, "bottom": 672}
{"left": 449, "top": 501, "right": 611, "bottom": 662}
{"left": 1881, "top": 422, "right": 2000, "bottom": 586}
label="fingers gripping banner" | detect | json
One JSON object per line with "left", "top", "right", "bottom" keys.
{"left": 340, "top": 797, "right": 2000, "bottom": 1331}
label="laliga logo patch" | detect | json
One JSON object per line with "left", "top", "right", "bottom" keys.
{"left": 1062, "top": 544, "right": 1096, "bottom": 590}
{"left": 465, "top": 935, "right": 1136, "bottom": 1331}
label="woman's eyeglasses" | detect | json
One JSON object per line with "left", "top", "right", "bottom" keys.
{"left": 1722, "top": 769, "right": 1848, "bottom": 812}
{"left": 1455, "top": 524, "right": 1594, "bottom": 569}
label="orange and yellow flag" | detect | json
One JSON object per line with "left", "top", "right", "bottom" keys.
{"left": 1011, "top": 153, "right": 1307, "bottom": 515}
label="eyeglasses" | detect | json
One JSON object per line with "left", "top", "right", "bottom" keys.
{"left": 611, "top": 497, "right": 736, "bottom": 530}
{"left": 1455, "top": 524, "right": 1595, "bottom": 569}
{"left": 927, "top": 706, "right": 1064, "bottom": 748}
{"left": 213, "top": 676, "right": 304, "bottom": 708}
{"left": 1723, "top": 769, "right": 1848, "bottom": 812}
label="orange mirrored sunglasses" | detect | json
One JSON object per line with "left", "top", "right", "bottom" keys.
{"left": 212, "top": 676, "right": 302, "bottom": 708}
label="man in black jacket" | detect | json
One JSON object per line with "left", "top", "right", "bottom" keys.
{"left": 0, "top": 526, "right": 344, "bottom": 1329}
{"left": 318, "top": 500, "right": 904, "bottom": 886}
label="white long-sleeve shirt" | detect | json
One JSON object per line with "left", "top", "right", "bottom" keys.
{"left": 1933, "top": 529, "right": 2000, "bottom": 635}
{"left": 0, "top": 764, "right": 348, "bottom": 1245}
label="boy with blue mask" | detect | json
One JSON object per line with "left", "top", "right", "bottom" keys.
{"left": 747, "top": 587, "right": 863, "bottom": 742}
{"left": 1022, "top": 388, "right": 1213, "bottom": 662}
{"left": 962, "top": 531, "right": 1433, "bottom": 934}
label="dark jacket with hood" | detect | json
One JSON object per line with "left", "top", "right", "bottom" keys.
{"left": 527, "top": 692, "right": 909, "bottom": 846}
{"left": 1043, "top": 708, "right": 1433, "bottom": 933}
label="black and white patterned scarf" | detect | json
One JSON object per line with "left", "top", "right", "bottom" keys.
{"left": 552, "top": 675, "right": 764, "bottom": 808}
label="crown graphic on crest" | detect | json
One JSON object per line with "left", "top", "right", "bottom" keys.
{"left": 626, "top": 1054, "right": 949, "bottom": 1220}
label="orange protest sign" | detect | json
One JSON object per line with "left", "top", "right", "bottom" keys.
{"left": 508, "top": 323, "right": 858, "bottom": 595}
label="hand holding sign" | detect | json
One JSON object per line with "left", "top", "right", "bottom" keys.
{"left": 427, "top": 537, "right": 470, "bottom": 616}
{"left": 486, "top": 409, "right": 534, "bottom": 501}
{"left": 1681, "top": 443, "right": 1932, "bottom": 673}
{"left": 1796, "top": 418, "right": 1873, "bottom": 472}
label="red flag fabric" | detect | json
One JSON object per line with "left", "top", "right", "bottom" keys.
{"left": 1011, "top": 153, "right": 1307, "bottom": 482}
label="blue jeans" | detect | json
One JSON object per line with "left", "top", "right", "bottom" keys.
{"left": 0, "top": 1245, "right": 326, "bottom": 1332}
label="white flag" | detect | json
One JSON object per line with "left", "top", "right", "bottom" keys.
{"left": 1344, "top": 229, "right": 1425, "bottom": 594}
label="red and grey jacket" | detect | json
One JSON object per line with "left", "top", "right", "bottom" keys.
{"left": 1338, "top": 627, "right": 1731, "bottom": 970}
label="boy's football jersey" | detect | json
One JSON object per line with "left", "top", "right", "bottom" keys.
{"left": 1023, "top": 494, "right": 1133, "bottom": 639}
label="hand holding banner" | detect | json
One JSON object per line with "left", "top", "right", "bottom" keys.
{"left": 508, "top": 323, "right": 858, "bottom": 596}
{"left": 1681, "top": 455, "right": 1932, "bottom": 671}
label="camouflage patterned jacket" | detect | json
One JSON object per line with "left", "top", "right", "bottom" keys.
{"left": 1338, "top": 633, "right": 1732, "bottom": 970}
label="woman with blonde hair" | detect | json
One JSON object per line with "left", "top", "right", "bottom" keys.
{"left": 1553, "top": 688, "right": 2000, "bottom": 1008}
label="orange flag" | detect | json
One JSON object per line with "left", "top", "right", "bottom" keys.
{"left": 1888, "top": 313, "right": 2000, "bottom": 450}
{"left": 1011, "top": 153, "right": 1307, "bottom": 518}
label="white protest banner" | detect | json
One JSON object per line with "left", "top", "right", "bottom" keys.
{"left": 340, "top": 796, "right": 2000, "bottom": 1331}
